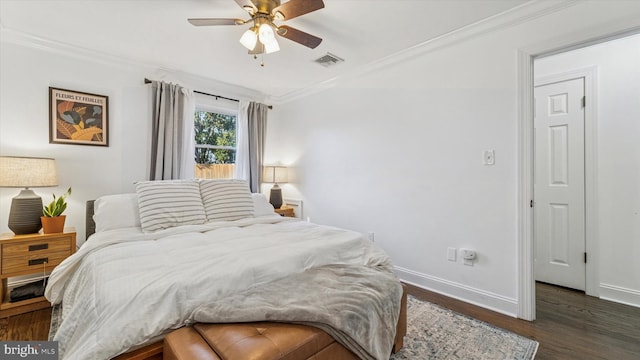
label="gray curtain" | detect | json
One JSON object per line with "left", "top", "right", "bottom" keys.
{"left": 150, "top": 81, "right": 195, "bottom": 180}
{"left": 246, "top": 102, "right": 269, "bottom": 192}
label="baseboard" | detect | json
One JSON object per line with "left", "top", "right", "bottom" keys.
{"left": 394, "top": 266, "right": 519, "bottom": 317}
{"left": 599, "top": 283, "right": 640, "bottom": 308}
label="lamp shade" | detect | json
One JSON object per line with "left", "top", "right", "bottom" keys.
{"left": 258, "top": 23, "right": 275, "bottom": 44}
{"left": 0, "top": 156, "right": 58, "bottom": 234}
{"left": 239, "top": 28, "right": 258, "bottom": 50}
{"left": 262, "top": 166, "right": 288, "bottom": 184}
{"left": 0, "top": 156, "right": 58, "bottom": 188}
{"left": 263, "top": 37, "right": 280, "bottom": 54}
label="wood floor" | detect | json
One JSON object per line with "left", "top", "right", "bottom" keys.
{"left": 2, "top": 282, "right": 639, "bottom": 359}
{"left": 408, "top": 282, "right": 640, "bottom": 360}
{"left": 0, "top": 305, "right": 51, "bottom": 341}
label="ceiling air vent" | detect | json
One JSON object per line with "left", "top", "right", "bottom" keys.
{"left": 314, "top": 53, "right": 344, "bottom": 67}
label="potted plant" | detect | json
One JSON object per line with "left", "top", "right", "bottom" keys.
{"left": 41, "top": 187, "right": 71, "bottom": 234}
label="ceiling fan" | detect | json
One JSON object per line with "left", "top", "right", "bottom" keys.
{"left": 188, "top": 0, "right": 324, "bottom": 56}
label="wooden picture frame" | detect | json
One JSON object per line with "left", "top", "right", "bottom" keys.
{"left": 49, "top": 87, "right": 109, "bottom": 146}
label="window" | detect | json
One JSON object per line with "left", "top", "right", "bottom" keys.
{"left": 194, "top": 107, "right": 237, "bottom": 179}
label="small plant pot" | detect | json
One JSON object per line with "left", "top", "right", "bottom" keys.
{"left": 41, "top": 215, "right": 66, "bottom": 234}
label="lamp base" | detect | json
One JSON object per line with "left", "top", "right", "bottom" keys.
{"left": 269, "top": 185, "right": 283, "bottom": 209}
{"left": 8, "top": 189, "right": 43, "bottom": 235}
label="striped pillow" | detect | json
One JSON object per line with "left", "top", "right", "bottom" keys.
{"left": 200, "top": 179, "right": 254, "bottom": 222}
{"left": 135, "top": 180, "right": 206, "bottom": 232}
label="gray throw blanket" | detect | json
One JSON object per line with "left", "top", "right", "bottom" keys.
{"left": 190, "top": 264, "right": 403, "bottom": 360}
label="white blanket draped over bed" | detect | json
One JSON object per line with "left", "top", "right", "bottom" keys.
{"left": 45, "top": 215, "right": 401, "bottom": 360}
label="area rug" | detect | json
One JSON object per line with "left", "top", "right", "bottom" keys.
{"left": 390, "top": 296, "right": 538, "bottom": 359}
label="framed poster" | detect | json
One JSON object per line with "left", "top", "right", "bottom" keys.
{"left": 49, "top": 87, "right": 109, "bottom": 146}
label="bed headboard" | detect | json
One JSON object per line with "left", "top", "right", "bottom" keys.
{"left": 86, "top": 200, "right": 96, "bottom": 238}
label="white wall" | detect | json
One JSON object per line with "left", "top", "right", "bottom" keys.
{"left": 535, "top": 34, "right": 640, "bottom": 307}
{"left": 265, "top": 2, "right": 640, "bottom": 314}
{"left": 0, "top": 33, "right": 263, "bottom": 246}
{"left": 0, "top": 41, "right": 151, "bottom": 246}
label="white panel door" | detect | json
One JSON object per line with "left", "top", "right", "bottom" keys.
{"left": 534, "top": 77, "right": 586, "bottom": 291}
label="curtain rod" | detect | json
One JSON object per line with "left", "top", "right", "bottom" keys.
{"left": 144, "top": 78, "right": 272, "bottom": 109}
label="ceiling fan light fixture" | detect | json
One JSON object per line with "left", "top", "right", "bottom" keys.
{"left": 258, "top": 23, "right": 275, "bottom": 44}
{"left": 189, "top": 0, "right": 326, "bottom": 60}
{"left": 264, "top": 37, "right": 280, "bottom": 54}
{"left": 239, "top": 28, "right": 258, "bottom": 50}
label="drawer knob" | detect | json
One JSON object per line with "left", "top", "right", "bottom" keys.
{"left": 29, "top": 258, "right": 48, "bottom": 266}
{"left": 29, "top": 243, "right": 49, "bottom": 251}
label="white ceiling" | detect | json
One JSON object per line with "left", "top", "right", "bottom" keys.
{"left": 0, "top": 0, "right": 531, "bottom": 100}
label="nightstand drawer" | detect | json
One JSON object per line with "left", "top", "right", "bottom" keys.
{"left": 0, "top": 228, "right": 75, "bottom": 317}
{"left": 2, "top": 237, "right": 71, "bottom": 258}
{"left": 1, "top": 250, "right": 70, "bottom": 275}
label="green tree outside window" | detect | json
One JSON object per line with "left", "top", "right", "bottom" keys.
{"left": 194, "top": 110, "right": 237, "bottom": 164}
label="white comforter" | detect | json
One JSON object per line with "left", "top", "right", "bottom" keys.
{"left": 45, "top": 215, "right": 390, "bottom": 360}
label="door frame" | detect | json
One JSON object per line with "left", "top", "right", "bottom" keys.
{"left": 516, "top": 26, "right": 640, "bottom": 321}
{"left": 534, "top": 67, "right": 597, "bottom": 295}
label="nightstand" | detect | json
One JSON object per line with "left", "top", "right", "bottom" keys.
{"left": 0, "top": 227, "right": 76, "bottom": 317}
{"left": 274, "top": 205, "right": 295, "bottom": 217}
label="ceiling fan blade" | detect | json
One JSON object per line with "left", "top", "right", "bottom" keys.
{"left": 272, "top": 0, "right": 324, "bottom": 21}
{"left": 188, "top": 18, "right": 243, "bottom": 26}
{"left": 278, "top": 25, "right": 322, "bottom": 49}
{"left": 234, "top": 0, "right": 257, "bottom": 13}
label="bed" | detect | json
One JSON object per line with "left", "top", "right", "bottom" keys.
{"left": 45, "top": 179, "right": 406, "bottom": 360}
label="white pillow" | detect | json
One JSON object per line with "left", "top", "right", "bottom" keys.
{"left": 93, "top": 193, "right": 140, "bottom": 232}
{"left": 252, "top": 193, "right": 275, "bottom": 217}
{"left": 200, "top": 179, "right": 254, "bottom": 222}
{"left": 136, "top": 180, "right": 206, "bottom": 233}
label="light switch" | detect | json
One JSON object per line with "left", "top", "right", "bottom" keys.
{"left": 447, "top": 247, "right": 457, "bottom": 261}
{"left": 483, "top": 150, "right": 495, "bottom": 165}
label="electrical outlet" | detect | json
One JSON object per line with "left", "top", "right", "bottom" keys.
{"left": 367, "top": 232, "right": 375, "bottom": 242}
{"left": 461, "top": 249, "right": 476, "bottom": 266}
{"left": 447, "top": 247, "right": 457, "bottom": 261}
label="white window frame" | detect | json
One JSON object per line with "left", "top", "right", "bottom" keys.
{"left": 194, "top": 94, "right": 239, "bottom": 164}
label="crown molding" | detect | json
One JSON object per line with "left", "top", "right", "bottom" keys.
{"left": 268, "top": 0, "right": 580, "bottom": 105}
{"left": 0, "top": 25, "right": 266, "bottom": 102}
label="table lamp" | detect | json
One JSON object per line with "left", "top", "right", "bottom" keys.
{"left": 0, "top": 156, "right": 58, "bottom": 234}
{"left": 262, "top": 165, "right": 288, "bottom": 209}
